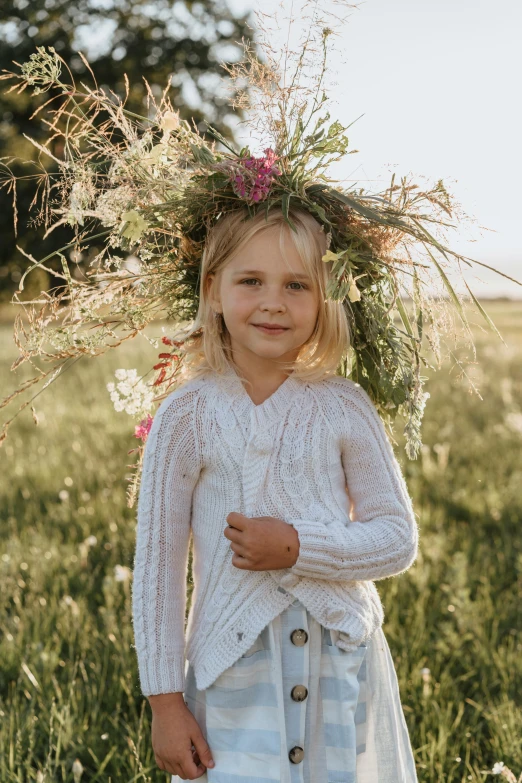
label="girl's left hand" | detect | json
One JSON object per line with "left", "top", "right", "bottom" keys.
{"left": 224, "top": 512, "right": 300, "bottom": 571}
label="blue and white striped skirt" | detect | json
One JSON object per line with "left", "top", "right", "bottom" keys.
{"left": 173, "top": 597, "right": 369, "bottom": 783}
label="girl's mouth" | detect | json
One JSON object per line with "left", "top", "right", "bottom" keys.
{"left": 252, "top": 324, "right": 289, "bottom": 335}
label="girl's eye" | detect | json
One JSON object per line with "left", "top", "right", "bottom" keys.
{"left": 240, "top": 279, "right": 307, "bottom": 290}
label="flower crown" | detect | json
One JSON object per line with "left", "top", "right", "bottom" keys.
{"left": 1, "top": 17, "right": 516, "bottom": 506}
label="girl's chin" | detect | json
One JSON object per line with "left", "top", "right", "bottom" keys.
{"left": 230, "top": 339, "right": 290, "bottom": 357}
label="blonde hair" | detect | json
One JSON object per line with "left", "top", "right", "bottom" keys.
{"left": 179, "top": 206, "right": 351, "bottom": 384}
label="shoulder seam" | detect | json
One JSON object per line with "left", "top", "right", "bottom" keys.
{"left": 313, "top": 375, "right": 387, "bottom": 442}
{"left": 150, "top": 376, "right": 205, "bottom": 470}
{"left": 155, "top": 375, "right": 207, "bottom": 412}
{"left": 323, "top": 376, "right": 378, "bottom": 410}
{"left": 309, "top": 380, "right": 355, "bottom": 441}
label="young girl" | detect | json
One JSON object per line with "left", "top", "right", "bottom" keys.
{"left": 132, "top": 206, "right": 419, "bottom": 782}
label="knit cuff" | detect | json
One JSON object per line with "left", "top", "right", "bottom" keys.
{"left": 286, "top": 516, "right": 418, "bottom": 582}
{"left": 288, "top": 518, "right": 342, "bottom": 579}
{"left": 138, "top": 654, "right": 186, "bottom": 696}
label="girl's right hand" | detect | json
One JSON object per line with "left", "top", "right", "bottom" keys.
{"left": 149, "top": 694, "right": 215, "bottom": 779}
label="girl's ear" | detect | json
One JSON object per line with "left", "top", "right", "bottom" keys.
{"left": 206, "top": 273, "right": 222, "bottom": 313}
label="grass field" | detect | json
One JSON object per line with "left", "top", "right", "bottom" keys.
{"left": 1, "top": 300, "right": 521, "bottom": 782}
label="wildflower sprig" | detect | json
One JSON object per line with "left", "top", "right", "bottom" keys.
{"left": 18, "top": 45, "right": 63, "bottom": 94}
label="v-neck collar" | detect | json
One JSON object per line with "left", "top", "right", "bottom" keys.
{"left": 214, "top": 360, "right": 306, "bottom": 428}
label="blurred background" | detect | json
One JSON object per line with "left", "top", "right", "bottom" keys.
{"left": 1, "top": 1, "right": 521, "bottom": 782}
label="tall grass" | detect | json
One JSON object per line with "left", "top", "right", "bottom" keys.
{"left": 1, "top": 301, "right": 521, "bottom": 782}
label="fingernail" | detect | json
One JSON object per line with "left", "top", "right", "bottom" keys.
{"left": 208, "top": 760, "right": 215, "bottom": 767}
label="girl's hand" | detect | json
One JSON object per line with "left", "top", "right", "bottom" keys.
{"left": 149, "top": 693, "right": 215, "bottom": 779}
{"left": 225, "top": 512, "right": 300, "bottom": 571}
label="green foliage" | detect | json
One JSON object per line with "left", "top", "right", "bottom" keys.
{"left": 0, "top": 0, "right": 255, "bottom": 296}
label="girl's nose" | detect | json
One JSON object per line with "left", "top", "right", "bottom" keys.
{"left": 260, "top": 298, "right": 287, "bottom": 313}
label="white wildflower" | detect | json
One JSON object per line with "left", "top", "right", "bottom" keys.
{"left": 21, "top": 45, "right": 62, "bottom": 94}
{"left": 492, "top": 762, "right": 505, "bottom": 774}
{"left": 94, "top": 185, "right": 135, "bottom": 227}
{"left": 68, "top": 181, "right": 93, "bottom": 227}
{"left": 114, "top": 564, "right": 132, "bottom": 582}
{"left": 106, "top": 369, "right": 154, "bottom": 417}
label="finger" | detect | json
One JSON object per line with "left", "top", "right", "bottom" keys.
{"left": 176, "top": 752, "right": 203, "bottom": 780}
{"left": 232, "top": 553, "right": 252, "bottom": 569}
{"left": 193, "top": 735, "right": 215, "bottom": 771}
{"left": 227, "top": 511, "right": 247, "bottom": 528}
{"left": 229, "top": 538, "right": 247, "bottom": 556}
{"left": 161, "top": 746, "right": 201, "bottom": 779}
{"left": 170, "top": 761, "right": 186, "bottom": 779}
{"left": 156, "top": 755, "right": 182, "bottom": 777}
{"left": 223, "top": 525, "right": 241, "bottom": 542}
{"left": 192, "top": 747, "right": 210, "bottom": 776}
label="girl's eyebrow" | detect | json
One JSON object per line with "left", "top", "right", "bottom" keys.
{"left": 232, "top": 269, "right": 312, "bottom": 281}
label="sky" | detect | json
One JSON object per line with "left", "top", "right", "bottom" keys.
{"left": 77, "top": 0, "right": 521, "bottom": 299}
{"left": 224, "top": 0, "right": 522, "bottom": 299}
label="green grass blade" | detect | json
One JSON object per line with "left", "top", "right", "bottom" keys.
{"left": 462, "top": 277, "right": 507, "bottom": 347}
{"left": 424, "top": 244, "right": 476, "bottom": 351}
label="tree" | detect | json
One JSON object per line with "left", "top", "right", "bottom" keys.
{"left": 0, "top": 0, "right": 255, "bottom": 300}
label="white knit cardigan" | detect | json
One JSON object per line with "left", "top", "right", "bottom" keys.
{"left": 131, "top": 361, "right": 419, "bottom": 695}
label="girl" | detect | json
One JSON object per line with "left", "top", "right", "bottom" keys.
{"left": 132, "top": 206, "right": 419, "bottom": 782}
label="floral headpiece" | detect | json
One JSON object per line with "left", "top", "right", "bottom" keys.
{"left": 1, "top": 10, "right": 518, "bottom": 505}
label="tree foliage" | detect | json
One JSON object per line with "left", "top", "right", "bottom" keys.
{"left": 0, "top": 0, "right": 255, "bottom": 298}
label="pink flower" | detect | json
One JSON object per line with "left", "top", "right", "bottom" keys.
{"left": 135, "top": 414, "right": 154, "bottom": 442}
{"left": 227, "top": 148, "right": 282, "bottom": 205}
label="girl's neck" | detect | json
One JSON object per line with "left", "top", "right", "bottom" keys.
{"left": 228, "top": 353, "right": 295, "bottom": 406}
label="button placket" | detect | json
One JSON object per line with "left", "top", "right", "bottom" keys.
{"left": 290, "top": 627, "right": 308, "bottom": 704}
{"left": 285, "top": 606, "right": 309, "bottom": 770}
{"left": 241, "top": 412, "right": 276, "bottom": 515}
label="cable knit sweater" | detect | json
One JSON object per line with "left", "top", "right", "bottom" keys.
{"left": 131, "top": 361, "right": 419, "bottom": 695}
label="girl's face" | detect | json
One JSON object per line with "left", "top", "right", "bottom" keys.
{"left": 207, "top": 224, "right": 320, "bottom": 366}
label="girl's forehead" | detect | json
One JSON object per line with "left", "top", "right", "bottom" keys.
{"left": 225, "top": 228, "right": 308, "bottom": 272}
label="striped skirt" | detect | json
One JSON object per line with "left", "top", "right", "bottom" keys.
{"left": 172, "top": 597, "right": 373, "bottom": 783}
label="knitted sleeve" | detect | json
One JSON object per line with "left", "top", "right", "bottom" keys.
{"left": 131, "top": 384, "right": 202, "bottom": 696}
{"left": 285, "top": 382, "right": 419, "bottom": 582}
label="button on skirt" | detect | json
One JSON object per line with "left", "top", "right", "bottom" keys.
{"left": 172, "top": 597, "right": 371, "bottom": 783}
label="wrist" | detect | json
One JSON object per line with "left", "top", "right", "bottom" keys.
{"left": 287, "top": 526, "right": 300, "bottom": 566}
{"left": 148, "top": 692, "right": 186, "bottom": 711}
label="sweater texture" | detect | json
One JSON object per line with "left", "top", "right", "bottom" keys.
{"left": 131, "top": 361, "right": 419, "bottom": 694}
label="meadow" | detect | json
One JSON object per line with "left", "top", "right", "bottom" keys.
{"left": 0, "top": 299, "right": 521, "bottom": 782}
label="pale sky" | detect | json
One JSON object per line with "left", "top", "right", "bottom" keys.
{"left": 78, "top": 0, "right": 522, "bottom": 299}
{"left": 225, "top": 0, "right": 522, "bottom": 298}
